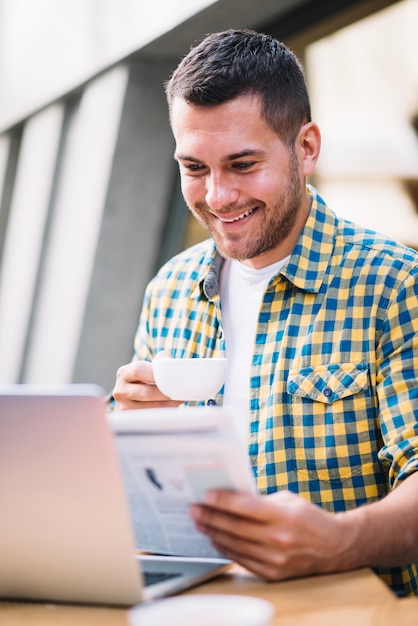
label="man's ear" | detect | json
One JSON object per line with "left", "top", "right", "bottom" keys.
{"left": 297, "top": 122, "right": 321, "bottom": 177}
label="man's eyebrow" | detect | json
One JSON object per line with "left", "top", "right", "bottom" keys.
{"left": 174, "top": 149, "right": 266, "bottom": 162}
{"left": 226, "top": 149, "right": 266, "bottom": 160}
{"left": 174, "top": 153, "right": 200, "bottom": 162}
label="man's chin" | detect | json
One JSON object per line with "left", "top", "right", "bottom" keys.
{"left": 214, "top": 244, "right": 249, "bottom": 261}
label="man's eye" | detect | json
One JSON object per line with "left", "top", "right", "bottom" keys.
{"left": 184, "top": 163, "right": 205, "bottom": 172}
{"left": 233, "top": 161, "right": 253, "bottom": 170}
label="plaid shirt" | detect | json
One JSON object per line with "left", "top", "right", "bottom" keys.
{"left": 133, "top": 185, "right": 418, "bottom": 595}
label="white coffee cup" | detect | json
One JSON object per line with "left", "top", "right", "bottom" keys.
{"left": 152, "top": 355, "right": 227, "bottom": 401}
{"left": 128, "top": 594, "right": 275, "bottom": 626}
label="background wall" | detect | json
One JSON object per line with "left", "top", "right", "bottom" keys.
{"left": 307, "top": 0, "right": 418, "bottom": 248}
{"left": 0, "top": 0, "right": 216, "bottom": 132}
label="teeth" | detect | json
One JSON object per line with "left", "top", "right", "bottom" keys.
{"left": 219, "top": 208, "right": 254, "bottom": 223}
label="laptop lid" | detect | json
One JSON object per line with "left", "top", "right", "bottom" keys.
{"left": 0, "top": 385, "right": 231, "bottom": 605}
{"left": 0, "top": 385, "right": 145, "bottom": 606}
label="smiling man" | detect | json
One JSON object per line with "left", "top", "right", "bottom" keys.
{"left": 171, "top": 93, "right": 313, "bottom": 266}
{"left": 112, "top": 29, "right": 418, "bottom": 596}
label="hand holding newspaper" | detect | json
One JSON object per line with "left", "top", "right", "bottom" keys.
{"left": 107, "top": 407, "right": 256, "bottom": 559}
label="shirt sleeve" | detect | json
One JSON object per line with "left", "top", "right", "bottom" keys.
{"left": 132, "top": 280, "right": 155, "bottom": 362}
{"left": 376, "top": 270, "right": 418, "bottom": 487}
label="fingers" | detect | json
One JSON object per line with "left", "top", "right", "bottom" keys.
{"left": 190, "top": 500, "right": 262, "bottom": 541}
{"left": 202, "top": 488, "right": 298, "bottom": 523}
{"left": 117, "top": 361, "right": 155, "bottom": 385}
{"left": 208, "top": 541, "right": 288, "bottom": 582}
{"left": 189, "top": 490, "right": 339, "bottom": 581}
{"left": 112, "top": 361, "right": 181, "bottom": 410}
{"left": 189, "top": 493, "right": 270, "bottom": 564}
{"left": 189, "top": 502, "right": 290, "bottom": 580}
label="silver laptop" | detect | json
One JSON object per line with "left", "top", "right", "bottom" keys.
{"left": 0, "top": 385, "right": 230, "bottom": 606}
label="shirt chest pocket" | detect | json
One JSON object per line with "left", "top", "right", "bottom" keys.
{"left": 286, "top": 362, "right": 379, "bottom": 484}
{"left": 287, "top": 362, "right": 369, "bottom": 404}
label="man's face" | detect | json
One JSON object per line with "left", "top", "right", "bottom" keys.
{"left": 171, "top": 94, "right": 309, "bottom": 269}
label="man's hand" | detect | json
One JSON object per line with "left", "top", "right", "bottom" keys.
{"left": 112, "top": 360, "right": 182, "bottom": 410}
{"left": 190, "top": 472, "right": 418, "bottom": 582}
{"left": 189, "top": 489, "right": 357, "bottom": 581}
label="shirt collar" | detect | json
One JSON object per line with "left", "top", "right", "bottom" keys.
{"left": 190, "top": 243, "right": 223, "bottom": 300}
{"left": 281, "top": 185, "right": 336, "bottom": 293}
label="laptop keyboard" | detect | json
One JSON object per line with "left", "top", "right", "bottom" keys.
{"left": 143, "top": 571, "right": 182, "bottom": 587}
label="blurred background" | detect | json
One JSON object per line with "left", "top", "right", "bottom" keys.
{"left": 0, "top": 0, "right": 417, "bottom": 392}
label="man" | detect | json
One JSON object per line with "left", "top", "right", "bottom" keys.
{"left": 113, "top": 29, "right": 418, "bottom": 595}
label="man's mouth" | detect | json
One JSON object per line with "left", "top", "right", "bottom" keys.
{"left": 217, "top": 208, "right": 256, "bottom": 223}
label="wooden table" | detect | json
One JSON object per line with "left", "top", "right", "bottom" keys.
{"left": 0, "top": 567, "right": 416, "bottom": 625}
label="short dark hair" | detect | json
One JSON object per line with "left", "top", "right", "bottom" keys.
{"left": 165, "top": 29, "right": 311, "bottom": 145}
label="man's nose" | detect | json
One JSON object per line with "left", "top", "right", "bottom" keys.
{"left": 205, "top": 172, "right": 239, "bottom": 210}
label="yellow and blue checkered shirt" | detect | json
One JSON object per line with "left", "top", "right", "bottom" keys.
{"left": 133, "top": 185, "right": 418, "bottom": 595}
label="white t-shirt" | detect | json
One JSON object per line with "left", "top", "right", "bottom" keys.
{"left": 219, "top": 256, "right": 290, "bottom": 446}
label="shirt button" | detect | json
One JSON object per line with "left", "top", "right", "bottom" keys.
{"left": 323, "top": 386, "right": 332, "bottom": 398}
{"left": 216, "top": 329, "right": 223, "bottom": 339}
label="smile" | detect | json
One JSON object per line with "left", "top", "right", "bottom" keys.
{"left": 218, "top": 208, "right": 255, "bottom": 223}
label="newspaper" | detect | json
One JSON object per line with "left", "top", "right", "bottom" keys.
{"left": 107, "top": 406, "right": 256, "bottom": 559}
